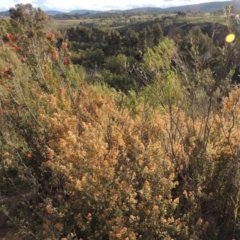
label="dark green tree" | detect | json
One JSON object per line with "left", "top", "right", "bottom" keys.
{"left": 152, "top": 23, "right": 163, "bottom": 46}
{"left": 9, "top": 3, "right": 53, "bottom": 37}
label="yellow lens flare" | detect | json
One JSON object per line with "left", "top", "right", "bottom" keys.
{"left": 225, "top": 33, "right": 236, "bottom": 43}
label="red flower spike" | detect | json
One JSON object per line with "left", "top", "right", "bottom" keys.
{"left": 4, "top": 74, "right": 11, "bottom": 79}
{"left": 2, "top": 67, "right": 14, "bottom": 79}
{"left": 2, "top": 67, "right": 10, "bottom": 72}
{"left": 6, "top": 33, "right": 16, "bottom": 42}
{"left": 3, "top": 67, "right": 12, "bottom": 79}
{"left": 14, "top": 45, "right": 20, "bottom": 52}
{"left": 52, "top": 51, "right": 59, "bottom": 60}
{"left": 63, "top": 57, "right": 69, "bottom": 65}
{"left": 46, "top": 32, "right": 55, "bottom": 42}
{"left": 62, "top": 42, "right": 68, "bottom": 49}
{"left": 20, "top": 56, "right": 27, "bottom": 62}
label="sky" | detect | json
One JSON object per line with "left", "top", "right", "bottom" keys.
{"left": 0, "top": 0, "right": 233, "bottom": 12}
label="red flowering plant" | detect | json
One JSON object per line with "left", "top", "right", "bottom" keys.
{"left": 1, "top": 6, "right": 181, "bottom": 239}
{"left": 0, "top": 6, "right": 78, "bottom": 236}
{"left": 6, "top": 33, "right": 16, "bottom": 43}
{"left": 2, "top": 3, "right": 240, "bottom": 240}
{"left": 2, "top": 23, "right": 72, "bottom": 93}
{"left": 46, "top": 32, "right": 55, "bottom": 42}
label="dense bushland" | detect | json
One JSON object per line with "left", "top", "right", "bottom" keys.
{"left": 0, "top": 4, "right": 240, "bottom": 240}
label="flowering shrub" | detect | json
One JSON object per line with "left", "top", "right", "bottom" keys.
{"left": 0, "top": 4, "right": 240, "bottom": 240}
{"left": 0, "top": 20, "right": 183, "bottom": 238}
{"left": 35, "top": 85, "right": 183, "bottom": 239}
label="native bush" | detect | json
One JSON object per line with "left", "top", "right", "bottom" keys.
{"left": 0, "top": 4, "right": 240, "bottom": 240}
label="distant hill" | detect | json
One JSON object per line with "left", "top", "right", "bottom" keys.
{"left": 125, "top": 7, "right": 163, "bottom": 14}
{"left": 119, "top": 1, "right": 238, "bottom": 14}
{"left": 45, "top": 10, "right": 66, "bottom": 16}
{"left": 0, "top": 11, "right": 9, "bottom": 17}
{"left": 165, "top": 1, "right": 239, "bottom": 13}
{"left": 68, "top": 9, "right": 99, "bottom": 14}
{"left": 0, "top": 1, "right": 239, "bottom": 17}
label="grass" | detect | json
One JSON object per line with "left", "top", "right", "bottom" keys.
{"left": 53, "top": 19, "right": 83, "bottom": 29}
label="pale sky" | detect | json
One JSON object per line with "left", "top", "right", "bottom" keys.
{"left": 0, "top": 0, "right": 232, "bottom": 12}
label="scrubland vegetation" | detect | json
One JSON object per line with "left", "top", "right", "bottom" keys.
{"left": 1, "top": 3, "right": 240, "bottom": 240}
